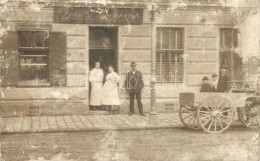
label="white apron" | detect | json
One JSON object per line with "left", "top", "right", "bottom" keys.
{"left": 102, "top": 72, "right": 120, "bottom": 105}
{"left": 89, "top": 68, "right": 104, "bottom": 106}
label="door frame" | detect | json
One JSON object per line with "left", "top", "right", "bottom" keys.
{"left": 87, "top": 25, "right": 121, "bottom": 109}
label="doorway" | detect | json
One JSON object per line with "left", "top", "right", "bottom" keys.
{"left": 89, "top": 27, "right": 118, "bottom": 111}
{"left": 89, "top": 27, "right": 118, "bottom": 73}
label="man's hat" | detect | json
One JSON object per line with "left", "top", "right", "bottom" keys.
{"left": 212, "top": 74, "right": 218, "bottom": 77}
{"left": 220, "top": 65, "right": 228, "bottom": 69}
{"left": 202, "top": 76, "right": 209, "bottom": 81}
{"left": 130, "top": 62, "right": 137, "bottom": 67}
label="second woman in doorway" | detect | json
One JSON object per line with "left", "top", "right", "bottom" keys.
{"left": 102, "top": 65, "right": 120, "bottom": 113}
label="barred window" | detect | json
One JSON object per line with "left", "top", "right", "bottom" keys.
{"left": 156, "top": 28, "right": 184, "bottom": 82}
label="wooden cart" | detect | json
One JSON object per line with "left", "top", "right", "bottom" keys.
{"left": 179, "top": 91, "right": 260, "bottom": 133}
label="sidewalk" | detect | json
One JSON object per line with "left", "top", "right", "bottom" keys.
{"left": 0, "top": 113, "right": 183, "bottom": 134}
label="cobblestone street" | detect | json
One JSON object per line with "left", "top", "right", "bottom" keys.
{"left": 0, "top": 127, "right": 259, "bottom": 161}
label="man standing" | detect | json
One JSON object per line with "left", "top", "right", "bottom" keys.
{"left": 89, "top": 61, "right": 104, "bottom": 110}
{"left": 125, "top": 62, "right": 145, "bottom": 116}
{"left": 217, "top": 66, "right": 230, "bottom": 93}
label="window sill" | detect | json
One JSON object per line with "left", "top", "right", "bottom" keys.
{"left": 19, "top": 47, "right": 49, "bottom": 51}
{"left": 17, "top": 80, "right": 50, "bottom": 87}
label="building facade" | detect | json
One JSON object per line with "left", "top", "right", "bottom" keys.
{"left": 0, "top": 0, "right": 259, "bottom": 116}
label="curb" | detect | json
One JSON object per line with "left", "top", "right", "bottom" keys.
{"left": 0, "top": 125, "right": 184, "bottom": 135}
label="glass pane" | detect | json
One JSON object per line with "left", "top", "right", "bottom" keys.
{"left": 19, "top": 31, "right": 49, "bottom": 48}
{"left": 170, "top": 30, "right": 176, "bottom": 49}
{"left": 161, "top": 29, "right": 169, "bottom": 49}
{"left": 156, "top": 29, "right": 161, "bottom": 49}
{"left": 177, "top": 30, "right": 184, "bottom": 49}
{"left": 89, "top": 28, "right": 117, "bottom": 49}
{"left": 170, "top": 29, "right": 184, "bottom": 49}
{"left": 177, "top": 54, "right": 184, "bottom": 82}
{"left": 156, "top": 52, "right": 169, "bottom": 81}
{"left": 161, "top": 53, "right": 169, "bottom": 81}
{"left": 19, "top": 51, "right": 48, "bottom": 81}
{"left": 220, "top": 29, "right": 232, "bottom": 50}
{"left": 169, "top": 52, "right": 184, "bottom": 82}
{"left": 233, "top": 29, "right": 239, "bottom": 48}
{"left": 169, "top": 53, "right": 176, "bottom": 82}
{"left": 35, "top": 31, "right": 49, "bottom": 47}
{"left": 20, "top": 65, "right": 48, "bottom": 81}
{"left": 19, "top": 32, "right": 34, "bottom": 47}
{"left": 156, "top": 52, "right": 161, "bottom": 80}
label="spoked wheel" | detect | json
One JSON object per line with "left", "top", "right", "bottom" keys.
{"left": 179, "top": 105, "right": 200, "bottom": 130}
{"left": 238, "top": 104, "right": 260, "bottom": 128}
{"left": 197, "top": 96, "right": 234, "bottom": 133}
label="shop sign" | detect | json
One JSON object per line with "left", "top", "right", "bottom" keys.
{"left": 54, "top": 7, "right": 143, "bottom": 25}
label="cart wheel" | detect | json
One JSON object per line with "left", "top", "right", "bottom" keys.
{"left": 197, "top": 96, "right": 234, "bottom": 133}
{"left": 179, "top": 105, "right": 200, "bottom": 130}
{"left": 238, "top": 107, "right": 260, "bottom": 128}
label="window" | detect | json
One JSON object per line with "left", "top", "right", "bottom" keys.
{"left": 1, "top": 31, "right": 66, "bottom": 87}
{"left": 219, "top": 28, "right": 243, "bottom": 80}
{"left": 156, "top": 28, "right": 184, "bottom": 82}
{"left": 18, "top": 31, "right": 50, "bottom": 85}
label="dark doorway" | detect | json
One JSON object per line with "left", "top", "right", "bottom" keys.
{"left": 89, "top": 27, "right": 118, "bottom": 73}
{"left": 89, "top": 27, "right": 118, "bottom": 111}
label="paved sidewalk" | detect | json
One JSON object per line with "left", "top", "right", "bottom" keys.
{"left": 0, "top": 113, "right": 183, "bottom": 134}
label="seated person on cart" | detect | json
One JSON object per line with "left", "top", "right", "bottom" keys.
{"left": 200, "top": 76, "right": 213, "bottom": 92}
{"left": 245, "top": 91, "right": 260, "bottom": 111}
{"left": 211, "top": 74, "right": 218, "bottom": 92}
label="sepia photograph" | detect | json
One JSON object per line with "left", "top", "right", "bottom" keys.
{"left": 0, "top": 0, "right": 259, "bottom": 160}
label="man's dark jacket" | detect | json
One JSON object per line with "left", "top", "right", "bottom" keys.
{"left": 217, "top": 74, "right": 230, "bottom": 92}
{"left": 125, "top": 70, "right": 144, "bottom": 93}
{"left": 200, "top": 83, "right": 213, "bottom": 92}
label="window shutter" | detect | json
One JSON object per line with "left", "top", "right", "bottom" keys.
{"left": 49, "top": 32, "right": 67, "bottom": 86}
{"left": 1, "top": 31, "right": 18, "bottom": 86}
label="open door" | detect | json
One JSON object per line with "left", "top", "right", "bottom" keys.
{"left": 89, "top": 27, "right": 118, "bottom": 111}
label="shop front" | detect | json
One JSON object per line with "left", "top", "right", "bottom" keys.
{"left": 0, "top": 1, "right": 258, "bottom": 116}
{"left": 0, "top": 3, "right": 149, "bottom": 116}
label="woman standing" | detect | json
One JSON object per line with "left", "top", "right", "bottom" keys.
{"left": 102, "top": 65, "right": 120, "bottom": 114}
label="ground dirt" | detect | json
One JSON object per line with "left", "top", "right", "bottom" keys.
{"left": 0, "top": 127, "right": 259, "bottom": 161}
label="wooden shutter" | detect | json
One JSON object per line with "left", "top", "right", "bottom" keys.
{"left": 49, "top": 32, "right": 67, "bottom": 86}
{"left": 1, "top": 31, "right": 18, "bottom": 86}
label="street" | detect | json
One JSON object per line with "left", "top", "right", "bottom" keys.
{"left": 0, "top": 127, "right": 259, "bottom": 161}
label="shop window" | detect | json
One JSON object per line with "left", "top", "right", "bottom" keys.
{"left": 156, "top": 28, "right": 184, "bottom": 82}
{"left": 219, "top": 28, "right": 243, "bottom": 80}
{"left": 0, "top": 31, "right": 67, "bottom": 87}
{"left": 18, "top": 31, "right": 49, "bottom": 85}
